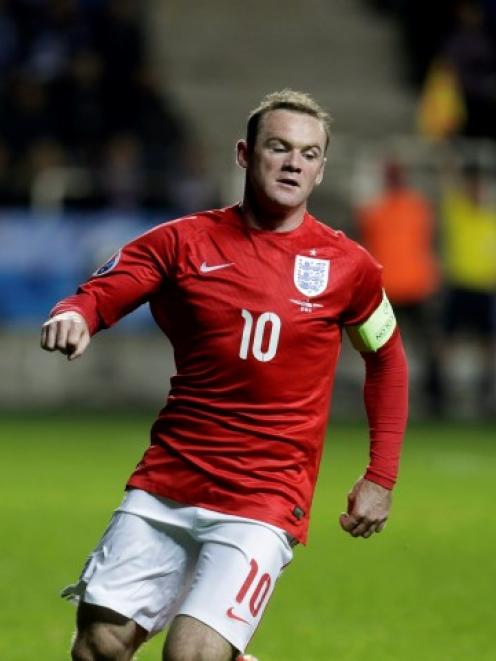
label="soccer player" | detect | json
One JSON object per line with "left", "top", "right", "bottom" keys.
{"left": 41, "top": 90, "right": 408, "bottom": 661}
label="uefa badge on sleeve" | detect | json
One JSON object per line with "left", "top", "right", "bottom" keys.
{"left": 293, "top": 255, "right": 330, "bottom": 297}
{"left": 93, "top": 250, "right": 121, "bottom": 277}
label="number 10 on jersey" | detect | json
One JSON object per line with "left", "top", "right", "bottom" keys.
{"left": 239, "top": 309, "right": 281, "bottom": 362}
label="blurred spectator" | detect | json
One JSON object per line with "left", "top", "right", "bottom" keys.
{"left": 25, "top": 137, "right": 66, "bottom": 181}
{"left": 368, "top": 0, "right": 496, "bottom": 142}
{"left": 357, "top": 158, "right": 443, "bottom": 415}
{"left": 93, "top": 0, "right": 144, "bottom": 89}
{"left": 49, "top": 47, "right": 106, "bottom": 166}
{"left": 416, "top": 58, "right": 466, "bottom": 141}
{"left": 165, "top": 143, "right": 221, "bottom": 213}
{"left": 363, "top": 0, "right": 456, "bottom": 86}
{"left": 0, "top": 1, "right": 209, "bottom": 212}
{"left": 100, "top": 133, "right": 145, "bottom": 210}
{"left": 1, "top": 73, "right": 57, "bottom": 154}
{"left": 441, "top": 0, "right": 496, "bottom": 139}
{"left": 0, "top": 138, "right": 21, "bottom": 204}
{"left": 114, "top": 66, "right": 187, "bottom": 172}
{"left": 23, "top": 0, "right": 91, "bottom": 83}
{"left": 440, "top": 162, "right": 496, "bottom": 415}
{"left": 0, "top": 2, "right": 20, "bottom": 79}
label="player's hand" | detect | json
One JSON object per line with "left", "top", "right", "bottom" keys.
{"left": 40, "top": 312, "right": 90, "bottom": 361}
{"left": 339, "top": 476, "right": 392, "bottom": 539}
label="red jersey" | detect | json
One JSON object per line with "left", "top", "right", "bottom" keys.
{"left": 53, "top": 205, "right": 387, "bottom": 542}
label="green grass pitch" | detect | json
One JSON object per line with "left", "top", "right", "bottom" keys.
{"left": 1, "top": 413, "right": 495, "bottom": 660}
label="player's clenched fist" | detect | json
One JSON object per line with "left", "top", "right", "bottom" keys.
{"left": 339, "top": 476, "right": 391, "bottom": 539}
{"left": 41, "top": 311, "right": 90, "bottom": 360}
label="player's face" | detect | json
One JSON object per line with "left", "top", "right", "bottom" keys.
{"left": 237, "top": 109, "right": 327, "bottom": 213}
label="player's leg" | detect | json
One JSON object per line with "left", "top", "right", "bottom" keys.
{"left": 71, "top": 603, "right": 147, "bottom": 661}
{"left": 163, "top": 614, "right": 235, "bottom": 661}
{"left": 163, "top": 515, "right": 294, "bottom": 660}
{"left": 63, "top": 508, "right": 199, "bottom": 659}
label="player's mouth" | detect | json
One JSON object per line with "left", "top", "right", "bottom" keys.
{"left": 277, "top": 178, "right": 300, "bottom": 187}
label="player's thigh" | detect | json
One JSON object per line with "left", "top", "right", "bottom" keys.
{"left": 177, "top": 521, "right": 293, "bottom": 653}
{"left": 67, "top": 510, "right": 199, "bottom": 636}
{"left": 163, "top": 614, "right": 234, "bottom": 661}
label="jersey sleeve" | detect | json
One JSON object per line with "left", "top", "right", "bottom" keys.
{"left": 361, "top": 329, "right": 409, "bottom": 489}
{"left": 343, "top": 246, "right": 397, "bottom": 353}
{"left": 50, "top": 223, "right": 177, "bottom": 334}
{"left": 341, "top": 245, "right": 383, "bottom": 327}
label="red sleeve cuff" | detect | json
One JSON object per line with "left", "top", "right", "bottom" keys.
{"left": 364, "top": 467, "right": 396, "bottom": 490}
{"left": 50, "top": 293, "right": 102, "bottom": 336}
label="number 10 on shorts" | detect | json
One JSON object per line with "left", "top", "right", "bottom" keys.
{"left": 235, "top": 558, "right": 272, "bottom": 617}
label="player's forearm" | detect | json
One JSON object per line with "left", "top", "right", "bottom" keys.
{"left": 49, "top": 233, "right": 170, "bottom": 333}
{"left": 361, "top": 329, "right": 409, "bottom": 489}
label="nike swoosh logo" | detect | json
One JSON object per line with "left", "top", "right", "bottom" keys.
{"left": 226, "top": 607, "right": 249, "bottom": 624}
{"left": 200, "top": 261, "right": 233, "bottom": 273}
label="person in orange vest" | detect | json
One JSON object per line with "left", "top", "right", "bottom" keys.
{"left": 357, "top": 159, "right": 442, "bottom": 416}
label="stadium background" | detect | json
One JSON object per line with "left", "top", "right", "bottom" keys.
{"left": 0, "top": 1, "right": 495, "bottom": 659}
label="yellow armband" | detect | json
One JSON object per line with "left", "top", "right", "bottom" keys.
{"left": 346, "top": 290, "right": 396, "bottom": 352}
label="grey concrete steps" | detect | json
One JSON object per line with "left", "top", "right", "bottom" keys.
{"left": 144, "top": 0, "right": 416, "bottom": 195}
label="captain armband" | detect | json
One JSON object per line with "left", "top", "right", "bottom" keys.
{"left": 346, "top": 290, "right": 397, "bottom": 352}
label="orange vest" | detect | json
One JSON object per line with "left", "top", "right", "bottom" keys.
{"left": 358, "top": 189, "right": 439, "bottom": 304}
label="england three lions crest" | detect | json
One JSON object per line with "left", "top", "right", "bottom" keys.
{"left": 294, "top": 255, "right": 330, "bottom": 297}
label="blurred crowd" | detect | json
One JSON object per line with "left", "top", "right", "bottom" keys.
{"left": 360, "top": 0, "right": 496, "bottom": 417}
{"left": 354, "top": 153, "right": 496, "bottom": 418}
{"left": 0, "top": 0, "right": 217, "bottom": 211}
{"left": 0, "top": 0, "right": 494, "bottom": 417}
{"left": 368, "top": 0, "right": 496, "bottom": 140}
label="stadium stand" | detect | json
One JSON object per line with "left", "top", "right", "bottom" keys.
{"left": 1, "top": 0, "right": 494, "bottom": 418}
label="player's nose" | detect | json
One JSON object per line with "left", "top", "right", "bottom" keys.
{"left": 282, "top": 151, "right": 302, "bottom": 172}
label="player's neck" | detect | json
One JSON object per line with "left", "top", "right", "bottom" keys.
{"left": 239, "top": 198, "right": 306, "bottom": 233}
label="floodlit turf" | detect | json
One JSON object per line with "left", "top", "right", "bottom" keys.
{"left": 1, "top": 413, "right": 495, "bottom": 660}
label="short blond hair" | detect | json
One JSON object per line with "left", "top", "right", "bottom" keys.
{"left": 246, "top": 89, "right": 332, "bottom": 151}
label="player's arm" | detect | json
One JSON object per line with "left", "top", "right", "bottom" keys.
{"left": 40, "top": 224, "right": 175, "bottom": 360}
{"left": 342, "top": 282, "right": 409, "bottom": 538}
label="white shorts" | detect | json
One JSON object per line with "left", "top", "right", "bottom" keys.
{"left": 62, "top": 489, "right": 294, "bottom": 652}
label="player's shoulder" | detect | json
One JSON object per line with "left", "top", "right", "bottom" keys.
{"left": 142, "top": 206, "right": 235, "bottom": 241}
{"left": 307, "top": 213, "right": 374, "bottom": 262}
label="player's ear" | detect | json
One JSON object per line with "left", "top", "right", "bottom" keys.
{"left": 236, "top": 140, "right": 248, "bottom": 169}
{"left": 315, "top": 156, "right": 327, "bottom": 186}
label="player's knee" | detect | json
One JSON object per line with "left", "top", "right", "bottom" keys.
{"left": 164, "top": 647, "right": 234, "bottom": 661}
{"left": 163, "top": 615, "right": 234, "bottom": 661}
{"left": 71, "top": 622, "right": 132, "bottom": 660}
